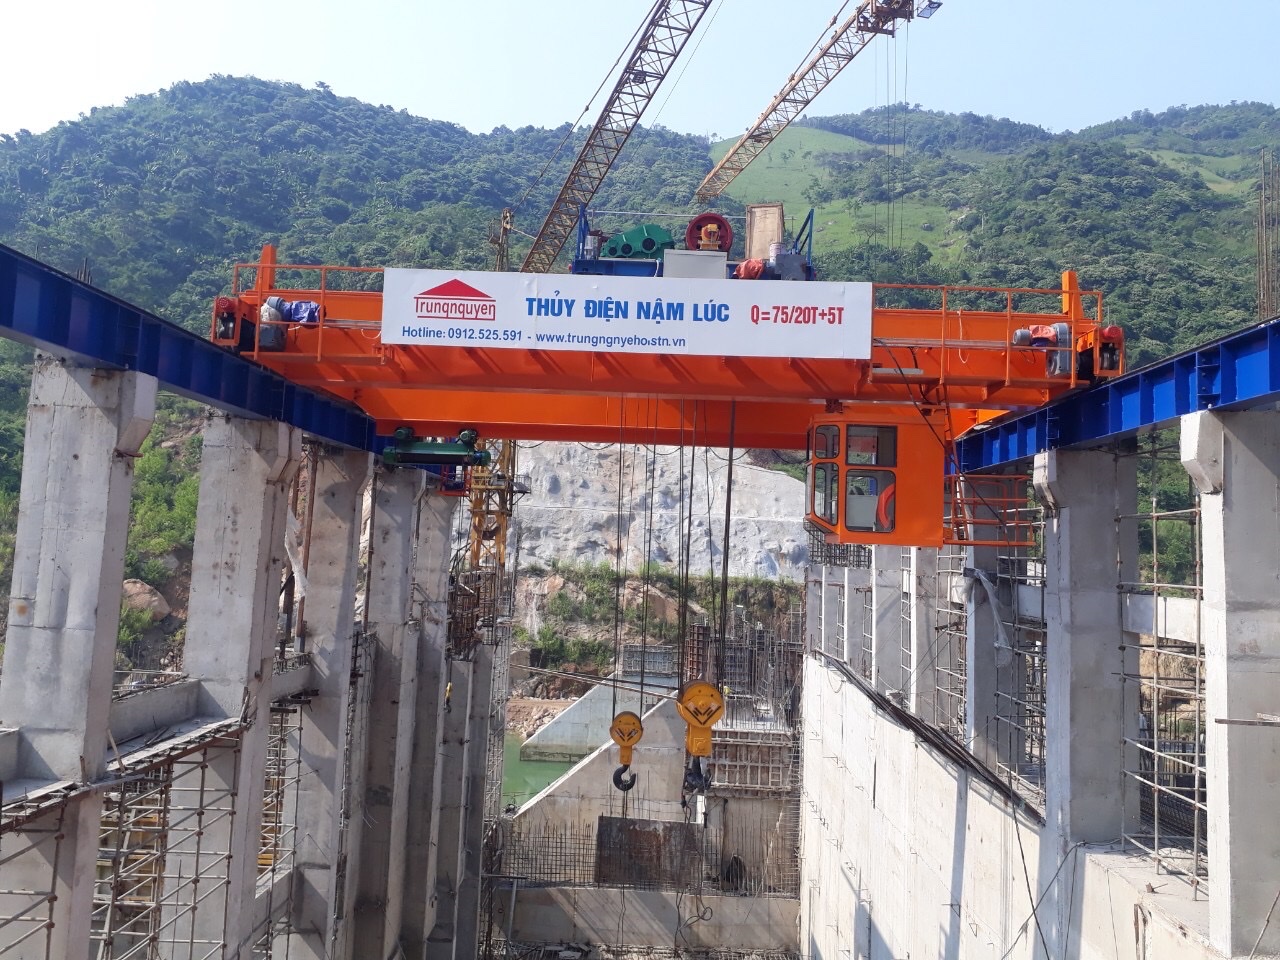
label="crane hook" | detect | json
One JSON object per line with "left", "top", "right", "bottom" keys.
{"left": 613, "top": 763, "right": 638, "bottom": 792}
{"left": 609, "top": 711, "right": 643, "bottom": 793}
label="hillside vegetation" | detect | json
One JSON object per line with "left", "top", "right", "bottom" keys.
{"left": 0, "top": 79, "right": 1272, "bottom": 648}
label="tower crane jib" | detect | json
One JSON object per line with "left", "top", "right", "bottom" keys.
{"left": 694, "top": 0, "right": 928, "bottom": 204}
{"left": 519, "top": 0, "right": 715, "bottom": 274}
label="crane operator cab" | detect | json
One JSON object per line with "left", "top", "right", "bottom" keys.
{"left": 806, "top": 414, "right": 948, "bottom": 549}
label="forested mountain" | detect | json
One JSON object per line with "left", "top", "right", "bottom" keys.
{"left": 0, "top": 75, "right": 726, "bottom": 332}
{"left": 0, "top": 78, "right": 1272, "bottom": 624}
{"left": 0, "top": 79, "right": 1266, "bottom": 354}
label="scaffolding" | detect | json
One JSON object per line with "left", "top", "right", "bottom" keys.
{"left": 620, "top": 643, "right": 680, "bottom": 681}
{"left": 898, "top": 547, "right": 913, "bottom": 698}
{"left": 0, "top": 722, "right": 248, "bottom": 960}
{"left": 819, "top": 580, "right": 845, "bottom": 661}
{"left": 933, "top": 542, "right": 968, "bottom": 741}
{"left": 859, "top": 584, "right": 874, "bottom": 681}
{"left": 1119, "top": 436, "right": 1208, "bottom": 895}
{"left": 448, "top": 440, "right": 526, "bottom": 661}
{"left": 684, "top": 610, "right": 803, "bottom": 733}
{"left": 711, "top": 729, "right": 802, "bottom": 794}
{"left": 991, "top": 479, "right": 1048, "bottom": 809}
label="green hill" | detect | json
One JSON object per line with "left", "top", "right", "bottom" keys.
{"left": 0, "top": 75, "right": 729, "bottom": 332}
{"left": 1, "top": 82, "right": 1266, "bottom": 363}
{"left": 0, "top": 78, "right": 1273, "bottom": 645}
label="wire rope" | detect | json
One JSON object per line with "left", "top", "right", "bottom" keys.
{"left": 610, "top": 422, "right": 627, "bottom": 717}
{"left": 649, "top": 0, "right": 725, "bottom": 133}
{"left": 511, "top": 0, "right": 661, "bottom": 212}
{"left": 715, "top": 401, "right": 737, "bottom": 689}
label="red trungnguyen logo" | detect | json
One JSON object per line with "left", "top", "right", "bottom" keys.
{"left": 413, "top": 278, "right": 497, "bottom": 322}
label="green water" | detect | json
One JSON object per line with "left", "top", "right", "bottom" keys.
{"left": 501, "top": 734, "right": 575, "bottom": 810}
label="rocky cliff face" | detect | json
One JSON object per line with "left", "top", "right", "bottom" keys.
{"left": 513, "top": 442, "right": 808, "bottom": 581}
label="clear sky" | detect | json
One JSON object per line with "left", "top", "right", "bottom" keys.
{"left": 4, "top": 0, "right": 1276, "bottom": 139}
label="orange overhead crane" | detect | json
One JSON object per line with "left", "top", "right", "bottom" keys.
{"left": 211, "top": 241, "right": 1124, "bottom": 548}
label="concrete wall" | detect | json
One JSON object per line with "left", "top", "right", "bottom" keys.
{"left": 514, "top": 697, "right": 689, "bottom": 831}
{"left": 508, "top": 693, "right": 802, "bottom": 954}
{"left": 520, "top": 680, "right": 669, "bottom": 762}
{"left": 108, "top": 679, "right": 200, "bottom": 744}
{"left": 800, "top": 657, "right": 1221, "bottom": 960}
{"left": 495, "top": 886, "right": 798, "bottom": 951}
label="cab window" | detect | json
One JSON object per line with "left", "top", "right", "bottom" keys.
{"left": 844, "top": 469, "right": 896, "bottom": 533}
{"left": 813, "top": 425, "right": 839, "bottom": 461}
{"left": 846, "top": 425, "right": 897, "bottom": 467}
{"left": 811, "top": 464, "right": 837, "bottom": 523}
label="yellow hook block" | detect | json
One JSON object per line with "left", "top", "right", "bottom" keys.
{"left": 609, "top": 710, "right": 644, "bottom": 767}
{"left": 676, "top": 680, "right": 725, "bottom": 758}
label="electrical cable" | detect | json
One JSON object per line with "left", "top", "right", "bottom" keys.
{"left": 1247, "top": 886, "right": 1280, "bottom": 960}
{"left": 996, "top": 841, "right": 1107, "bottom": 960}
{"left": 1013, "top": 810, "right": 1051, "bottom": 958}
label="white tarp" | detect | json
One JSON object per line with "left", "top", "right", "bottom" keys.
{"left": 381, "top": 268, "right": 872, "bottom": 360}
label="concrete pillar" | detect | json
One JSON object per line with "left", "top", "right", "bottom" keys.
{"left": 400, "top": 493, "right": 458, "bottom": 958}
{"left": 351, "top": 466, "right": 427, "bottom": 959}
{"left": 452, "top": 641, "right": 495, "bottom": 958}
{"left": 0, "top": 356, "right": 155, "bottom": 958}
{"left": 1035, "top": 448, "right": 1136, "bottom": 848}
{"left": 804, "top": 569, "right": 822, "bottom": 655}
{"left": 1181, "top": 410, "right": 1280, "bottom": 956}
{"left": 425, "top": 659, "right": 474, "bottom": 958}
{"left": 965, "top": 544, "right": 1001, "bottom": 768}
{"left": 906, "top": 548, "right": 939, "bottom": 722}
{"left": 870, "top": 545, "right": 902, "bottom": 696}
{"left": 283, "top": 448, "right": 370, "bottom": 960}
{"left": 173, "top": 416, "right": 300, "bottom": 958}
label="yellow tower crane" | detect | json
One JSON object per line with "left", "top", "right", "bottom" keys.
{"left": 695, "top": 0, "right": 939, "bottom": 203}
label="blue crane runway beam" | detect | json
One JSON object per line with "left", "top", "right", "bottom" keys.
{"left": 0, "top": 243, "right": 374, "bottom": 450}
{"left": 956, "top": 314, "right": 1280, "bottom": 471}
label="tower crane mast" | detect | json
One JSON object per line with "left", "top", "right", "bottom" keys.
{"left": 519, "top": 0, "right": 714, "bottom": 273}
{"left": 695, "top": 0, "right": 925, "bottom": 203}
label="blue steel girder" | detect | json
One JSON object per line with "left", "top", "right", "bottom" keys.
{"left": 956, "top": 314, "right": 1280, "bottom": 472}
{"left": 0, "top": 243, "right": 373, "bottom": 450}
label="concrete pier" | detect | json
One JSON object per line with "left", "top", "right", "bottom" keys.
{"left": 0, "top": 357, "right": 155, "bottom": 958}
{"left": 400, "top": 493, "right": 459, "bottom": 957}
{"left": 1183, "top": 410, "right": 1280, "bottom": 957}
{"left": 424, "top": 657, "right": 472, "bottom": 959}
{"left": 284, "top": 448, "right": 370, "bottom": 959}
{"left": 175, "top": 415, "right": 301, "bottom": 956}
{"left": 350, "top": 467, "right": 425, "bottom": 958}
{"left": 1036, "top": 448, "right": 1137, "bottom": 846}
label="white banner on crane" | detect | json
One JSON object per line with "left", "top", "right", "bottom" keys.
{"left": 381, "top": 268, "right": 872, "bottom": 360}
